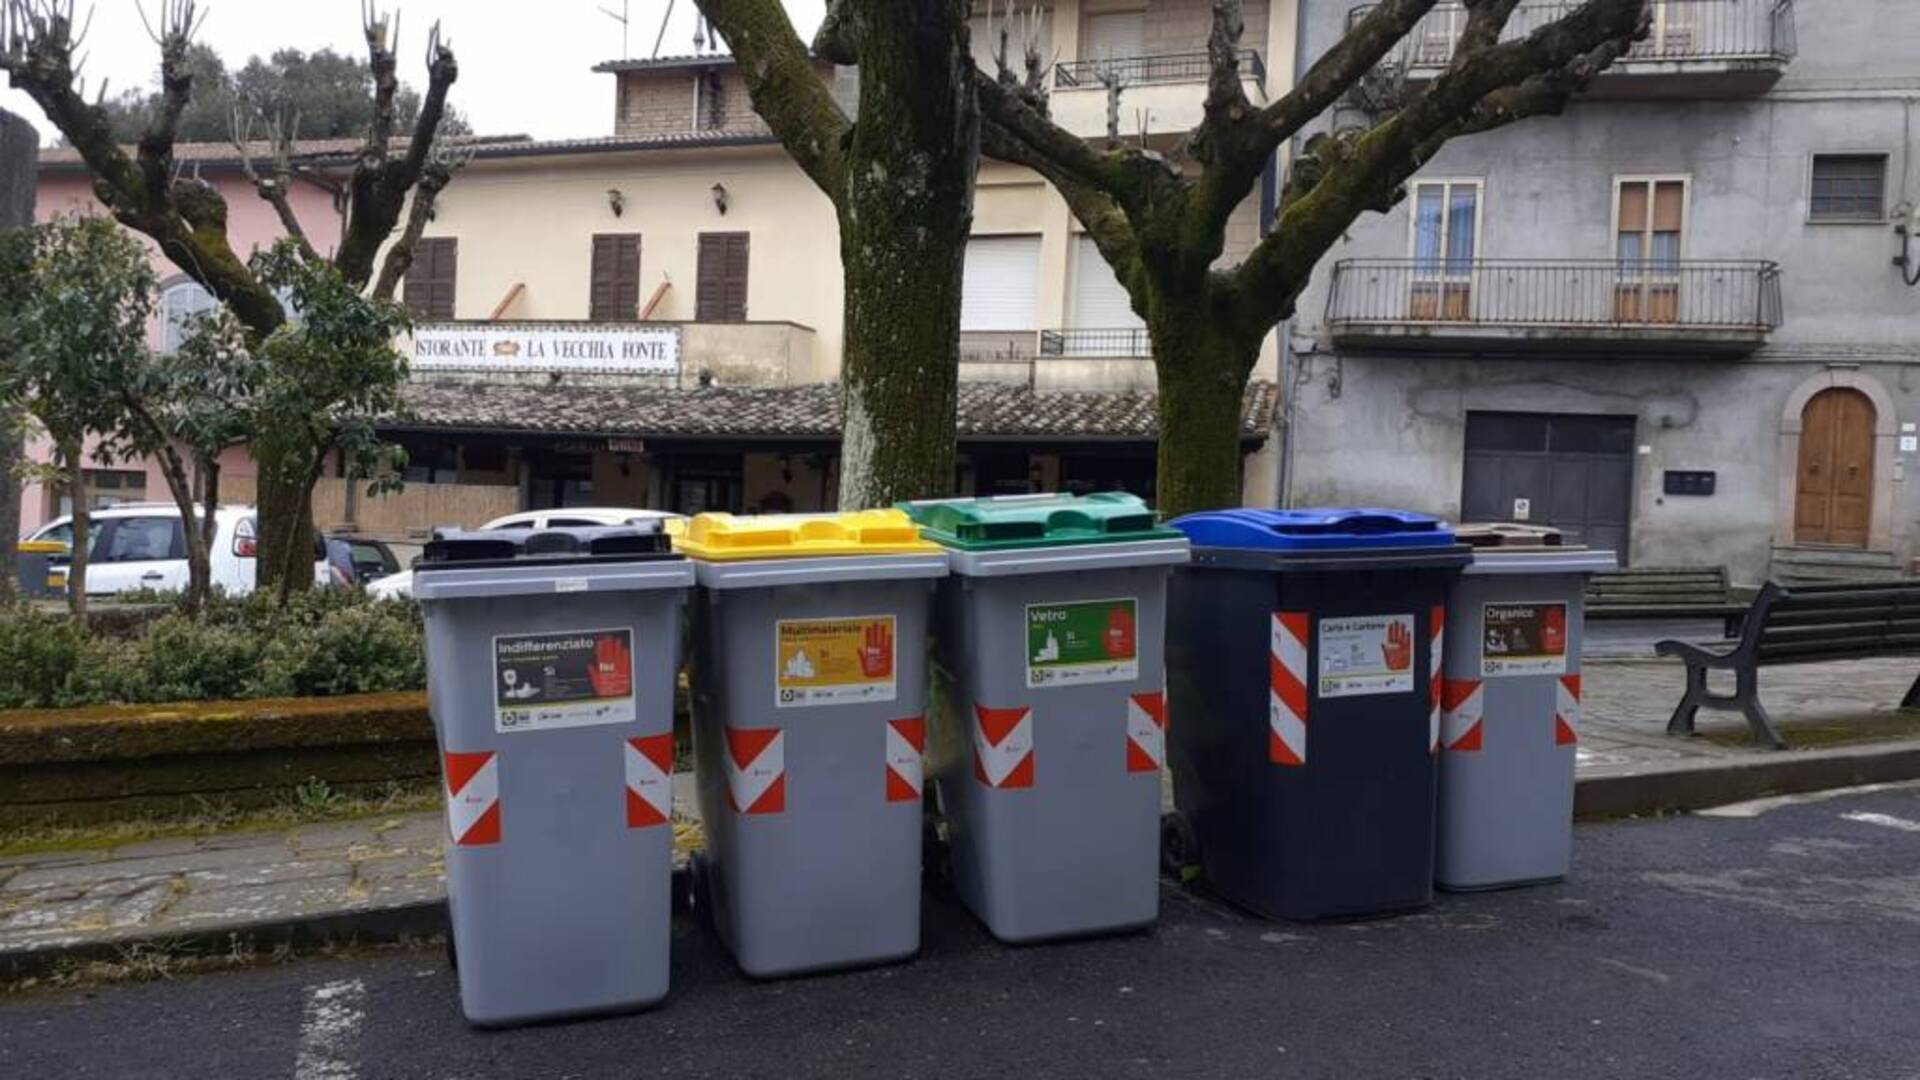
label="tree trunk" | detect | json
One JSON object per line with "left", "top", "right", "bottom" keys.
{"left": 197, "top": 454, "right": 221, "bottom": 599}
{"left": 62, "top": 449, "right": 88, "bottom": 620}
{"left": 1150, "top": 314, "right": 1261, "bottom": 520}
{"left": 831, "top": 0, "right": 978, "bottom": 509}
{"left": 0, "top": 416, "right": 20, "bottom": 603}
{"left": 149, "top": 441, "right": 209, "bottom": 613}
{"left": 255, "top": 446, "right": 318, "bottom": 602}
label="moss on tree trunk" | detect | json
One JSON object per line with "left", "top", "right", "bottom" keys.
{"left": 1150, "top": 314, "right": 1261, "bottom": 520}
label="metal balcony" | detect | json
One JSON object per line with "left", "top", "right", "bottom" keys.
{"left": 1053, "top": 49, "right": 1265, "bottom": 89}
{"left": 1325, "top": 258, "right": 1782, "bottom": 355}
{"left": 1039, "top": 328, "right": 1153, "bottom": 358}
{"left": 1346, "top": 0, "right": 1794, "bottom": 98}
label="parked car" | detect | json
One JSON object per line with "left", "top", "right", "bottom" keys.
{"left": 325, "top": 536, "right": 402, "bottom": 586}
{"left": 27, "top": 504, "right": 335, "bottom": 597}
{"left": 367, "top": 507, "right": 683, "bottom": 600}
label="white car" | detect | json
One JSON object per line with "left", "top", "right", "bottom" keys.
{"left": 367, "top": 507, "right": 683, "bottom": 600}
{"left": 27, "top": 504, "right": 339, "bottom": 597}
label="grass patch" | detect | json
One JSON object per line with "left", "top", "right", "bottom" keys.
{"left": 0, "top": 778, "right": 441, "bottom": 858}
{"left": 2, "top": 933, "right": 441, "bottom": 997}
{"left": 1696, "top": 708, "right": 1920, "bottom": 749}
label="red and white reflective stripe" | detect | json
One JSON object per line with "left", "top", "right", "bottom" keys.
{"left": 972, "top": 704, "right": 1034, "bottom": 789}
{"left": 1126, "top": 691, "right": 1166, "bottom": 773}
{"left": 1428, "top": 605, "right": 1445, "bottom": 755}
{"left": 885, "top": 717, "right": 925, "bottom": 803}
{"left": 444, "top": 750, "right": 500, "bottom": 846}
{"left": 625, "top": 733, "right": 673, "bottom": 828}
{"left": 1269, "top": 612, "right": 1309, "bottom": 766}
{"left": 1556, "top": 673, "right": 1582, "bottom": 746}
{"left": 725, "top": 727, "right": 786, "bottom": 815}
{"left": 1441, "top": 678, "right": 1484, "bottom": 752}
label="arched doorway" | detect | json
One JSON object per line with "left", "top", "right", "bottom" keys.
{"left": 1794, "top": 387, "right": 1876, "bottom": 547}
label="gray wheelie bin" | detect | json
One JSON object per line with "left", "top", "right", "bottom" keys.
{"left": 414, "top": 524, "right": 692, "bottom": 1026}
{"left": 676, "top": 510, "right": 947, "bottom": 977}
{"left": 903, "top": 493, "right": 1188, "bottom": 942}
{"left": 1437, "top": 525, "right": 1616, "bottom": 890}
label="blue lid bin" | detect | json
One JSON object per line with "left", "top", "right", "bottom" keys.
{"left": 1163, "top": 508, "right": 1470, "bottom": 921}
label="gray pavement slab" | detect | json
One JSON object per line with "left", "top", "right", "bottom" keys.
{"left": 5, "top": 784, "right": 1920, "bottom": 1079}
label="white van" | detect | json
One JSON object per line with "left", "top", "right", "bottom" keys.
{"left": 27, "top": 504, "right": 340, "bottom": 597}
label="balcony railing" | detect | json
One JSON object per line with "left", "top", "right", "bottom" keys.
{"left": 1326, "top": 259, "right": 1782, "bottom": 345}
{"left": 1054, "top": 49, "right": 1265, "bottom": 89}
{"left": 1039, "top": 328, "right": 1153, "bottom": 358}
{"left": 1346, "top": 0, "right": 1796, "bottom": 69}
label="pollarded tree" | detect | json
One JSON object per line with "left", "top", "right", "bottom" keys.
{"left": 976, "top": 0, "right": 1650, "bottom": 515}
{"left": 695, "top": 0, "right": 978, "bottom": 508}
{"left": 1, "top": 0, "right": 463, "bottom": 594}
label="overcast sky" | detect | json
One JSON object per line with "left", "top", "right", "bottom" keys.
{"left": 1, "top": 0, "right": 827, "bottom": 146}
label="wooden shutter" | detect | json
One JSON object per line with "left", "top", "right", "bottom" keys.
{"left": 590, "top": 234, "right": 642, "bottom": 322}
{"left": 403, "top": 238, "right": 457, "bottom": 320}
{"left": 696, "top": 233, "right": 750, "bottom": 322}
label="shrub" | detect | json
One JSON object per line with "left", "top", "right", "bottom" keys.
{"left": 0, "top": 593, "right": 426, "bottom": 709}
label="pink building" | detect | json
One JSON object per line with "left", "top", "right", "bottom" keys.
{"left": 19, "top": 142, "right": 348, "bottom": 535}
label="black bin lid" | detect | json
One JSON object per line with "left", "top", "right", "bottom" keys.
{"left": 418, "top": 522, "right": 678, "bottom": 570}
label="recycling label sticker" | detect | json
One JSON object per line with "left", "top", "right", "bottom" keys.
{"left": 1315, "top": 614, "right": 1416, "bottom": 699}
{"left": 1481, "top": 601, "right": 1570, "bottom": 677}
{"left": 775, "top": 615, "right": 897, "bottom": 708}
{"left": 1025, "top": 597, "right": 1139, "bottom": 688}
{"left": 493, "top": 627, "right": 638, "bottom": 733}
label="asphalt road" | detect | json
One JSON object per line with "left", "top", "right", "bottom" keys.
{"left": 6, "top": 785, "right": 1920, "bottom": 1080}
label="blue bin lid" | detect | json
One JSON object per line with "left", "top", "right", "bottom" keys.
{"left": 1168, "top": 508, "right": 1457, "bottom": 551}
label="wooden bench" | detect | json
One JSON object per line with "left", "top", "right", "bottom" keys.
{"left": 1655, "top": 580, "right": 1920, "bottom": 749}
{"left": 1587, "top": 566, "right": 1749, "bottom": 638}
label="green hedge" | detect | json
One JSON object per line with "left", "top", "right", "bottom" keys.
{"left": 0, "top": 590, "right": 425, "bottom": 709}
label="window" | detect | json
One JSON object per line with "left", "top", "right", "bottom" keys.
{"left": 1083, "top": 11, "right": 1143, "bottom": 62}
{"left": 161, "top": 280, "right": 218, "bottom": 353}
{"left": 56, "top": 469, "right": 148, "bottom": 516}
{"left": 589, "top": 234, "right": 642, "bottom": 321}
{"left": 403, "top": 237, "right": 458, "bottom": 320}
{"left": 960, "top": 235, "right": 1041, "bottom": 332}
{"left": 402, "top": 441, "right": 460, "bottom": 485}
{"left": 94, "top": 517, "right": 185, "bottom": 564}
{"left": 1614, "top": 177, "right": 1686, "bottom": 323}
{"left": 1408, "top": 179, "right": 1479, "bottom": 320}
{"left": 1810, "top": 154, "right": 1887, "bottom": 222}
{"left": 696, "top": 233, "right": 751, "bottom": 322}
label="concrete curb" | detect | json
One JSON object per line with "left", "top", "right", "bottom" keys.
{"left": 1574, "top": 736, "right": 1920, "bottom": 819}
{"left": 1, "top": 865, "right": 693, "bottom": 985}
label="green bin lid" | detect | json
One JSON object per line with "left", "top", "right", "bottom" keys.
{"left": 899, "top": 492, "right": 1181, "bottom": 551}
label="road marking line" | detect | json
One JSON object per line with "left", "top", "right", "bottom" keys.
{"left": 1596, "top": 957, "right": 1672, "bottom": 985}
{"left": 1694, "top": 780, "right": 1920, "bottom": 819}
{"left": 1840, "top": 811, "right": 1920, "bottom": 834}
{"left": 294, "top": 978, "right": 366, "bottom": 1080}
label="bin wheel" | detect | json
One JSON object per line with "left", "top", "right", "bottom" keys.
{"left": 687, "top": 850, "right": 714, "bottom": 931}
{"left": 1160, "top": 811, "right": 1201, "bottom": 885}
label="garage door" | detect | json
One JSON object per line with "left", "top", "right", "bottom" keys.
{"left": 961, "top": 235, "right": 1041, "bottom": 331}
{"left": 1462, "top": 412, "right": 1635, "bottom": 558}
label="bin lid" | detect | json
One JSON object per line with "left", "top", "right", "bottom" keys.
{"left": 673, "top": 509, "right": 943, "bottom": 561}
{"left": 899, "top": 492, "right": 1180, "bottom": 551}
{"left": 418, "top": 522, "right": 678, "bottom": 569}
{"left": 1169, "top": 508, "right": 1457, "bottom": 551}
{"left": 15, "top": 540, "right": 65, "bottom": 555}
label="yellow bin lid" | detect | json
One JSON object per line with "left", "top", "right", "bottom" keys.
{"left": 675, "top": 509, "right": 942, "bottom": 561}
{"left": 16, "top": 540, "right": 66, "bottom": 554}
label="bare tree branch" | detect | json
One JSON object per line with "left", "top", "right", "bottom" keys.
{"left": 231, "top": 104, "right": 320, "bottom": 263}
{"left": 371, "top": 142, "right": 471, "bottom": 303}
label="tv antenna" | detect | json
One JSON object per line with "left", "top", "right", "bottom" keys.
{"left": 597, "top": 0, "right": 630, "bottom": 59}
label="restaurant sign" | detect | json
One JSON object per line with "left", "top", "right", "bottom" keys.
{"left": 411, "top": 322, "right": 681, "bottom": 374}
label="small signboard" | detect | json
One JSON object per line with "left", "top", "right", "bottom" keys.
{"left": 412, "top": 322, "right": 681, "bottom": 374}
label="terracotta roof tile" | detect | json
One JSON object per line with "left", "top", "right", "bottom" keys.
{"left": 392, "top": 379, "right": 1275, "bottom": 442}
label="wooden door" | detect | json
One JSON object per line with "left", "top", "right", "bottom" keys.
{"left": 1794, "top": 388, "right": 1875, "bottom": 547}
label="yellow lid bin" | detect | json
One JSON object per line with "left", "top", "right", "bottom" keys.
{"left": 15, "top": 540, "right": 65, "bottom": 555}
{"left": 674, "top": 508, "right": 941, "bottom": 561}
